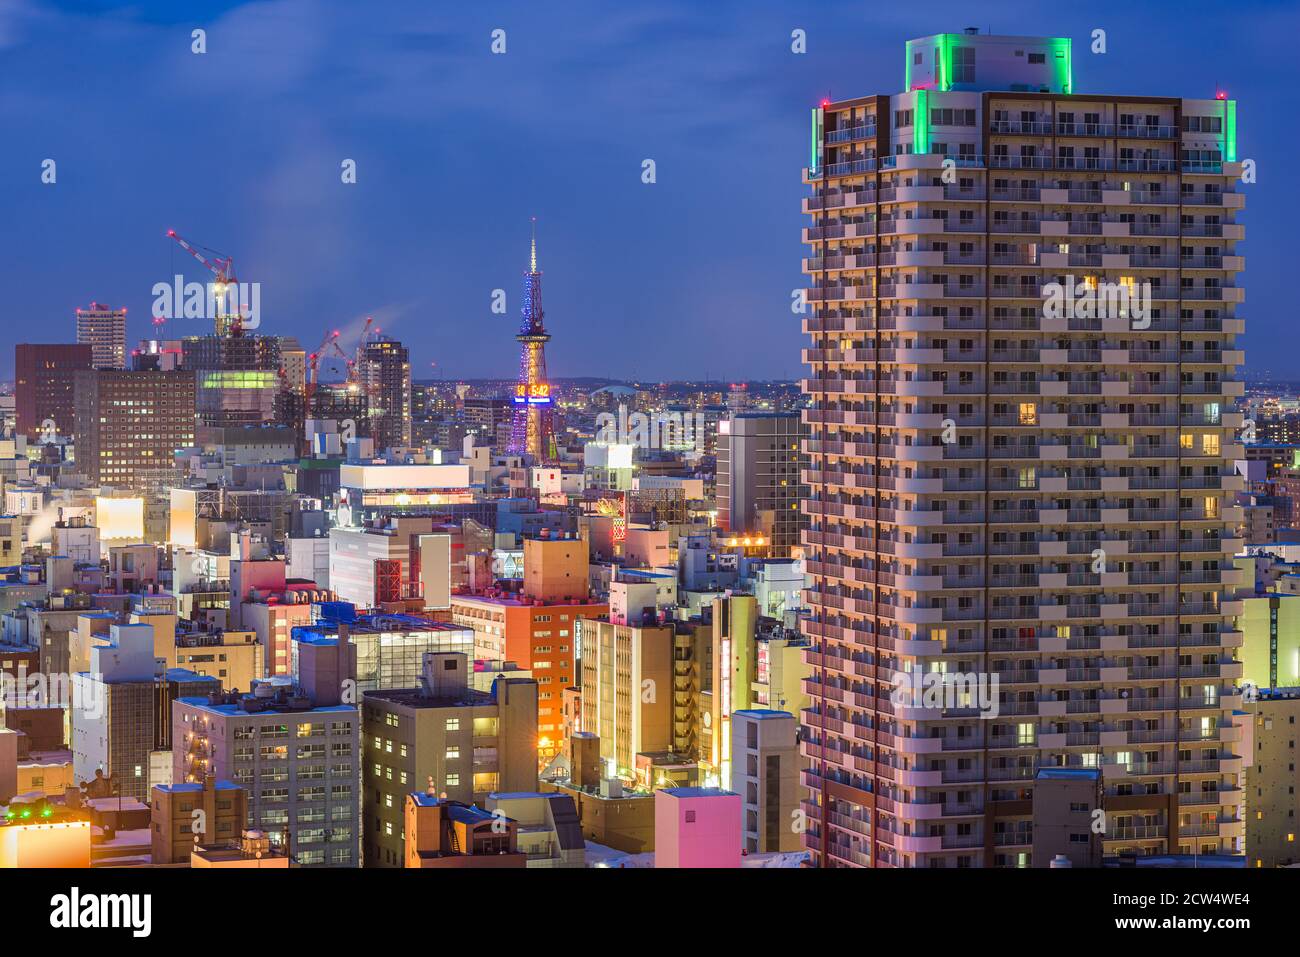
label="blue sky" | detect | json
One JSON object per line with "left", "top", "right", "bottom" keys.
{"left": 0, "top": 0, "right": 1293, "bottom": 380}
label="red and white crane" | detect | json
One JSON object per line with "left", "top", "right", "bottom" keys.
{"left": 166, "top": 229, "right": 242, "bottom": 336}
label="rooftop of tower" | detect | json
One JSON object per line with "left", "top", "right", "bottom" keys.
{"left": 904, "top": 30, "right": 1073, "bottom": 95}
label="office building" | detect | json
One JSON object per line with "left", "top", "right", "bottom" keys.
{"left": 731, "top": 709, "right": 802, "bottom": 854}
{"left": 450, "top": 589, "right": 605, "bottom": 764}
{"left": 1243, "top": 689, "right": 1300, "bottom": 867}
{"left": 361, "top": 652, "right": 539, "bottom": 867}
{"left": 71, "top": 623, "right": 219, "bottom": 801}
{"left": 172, "top": 679, "right": 361, "bottom": 868}
{"left": 716, "top": 412, "right": 805, "bottom": 556}
{"left": 73, "top": 369, "right": 196, "bottom": 489}
{"left": 801, "top": 31, "right": 1246, "bottom": 866}
{"left": 173, "top": 630, "right": 265, "bottom": 692}
{"left": 14, "top": 343, "right": 93, "bottom": 442}
{"left": 291, "top": 609, "right": 474, "bottom": 695}
{"left": 580, "top": 617, "right": 707, "bottom": 777}
{"left": 707, "top": 594, "right": 810, "bottom": 780}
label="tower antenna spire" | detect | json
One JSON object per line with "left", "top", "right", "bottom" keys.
{"left": 530, "top": 216, "right": 538, "bottom": 273}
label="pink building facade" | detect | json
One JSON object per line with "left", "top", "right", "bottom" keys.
{"left": 654, "top": 787, "right": 741, "bottom": 868}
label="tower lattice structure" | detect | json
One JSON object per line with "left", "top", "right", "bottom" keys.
{"left": 508, "top": 219, "right": 558, "bottom": 462}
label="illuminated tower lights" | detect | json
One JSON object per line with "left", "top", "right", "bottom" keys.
{"left": 508, "top": 218, "right": 559, "bottom": 462}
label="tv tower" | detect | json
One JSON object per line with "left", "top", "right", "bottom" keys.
{"left": 508, "top": 218, "right": 558, "bottom": 462}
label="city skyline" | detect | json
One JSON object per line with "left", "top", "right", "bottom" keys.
{"left": 0, "top": 0, "right": 1292, "bottom": 381}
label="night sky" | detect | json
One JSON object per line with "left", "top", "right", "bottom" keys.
{"left": 0, "top": 0, "right": 1293, "bottom": 381}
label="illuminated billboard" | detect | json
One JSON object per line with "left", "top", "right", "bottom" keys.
{"left": 95, "top": 497, "right": 145, "bottom": 540}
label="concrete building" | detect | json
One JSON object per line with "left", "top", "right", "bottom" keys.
{"left": 0, "top": 807, "right": 92, "bottom": 867}
{"left": 361, "top": 652, "right": 539, "bottom": 867}
{"left": 402, "top": 791, "right": 524, "bottom": 868}
{"left": 190, "top": 827, "right": 292, "bottom": 867}
{"left": 150, "top": 776, "right": 249, "bottom": 864}
{"left": 522, "top": 534, "right": 589, "bottom": 602}
{"left": 71, "top": 623, "right": 219, "bottom": 802}
{"left": 707, "top": 594, "right": 810, "bottom": 780}
{"left": 173, "top": 630, "right": 264, "bottom": 692}
{"left": 580, "top": 619, "right": 673, "bottom": 778}
{"left": 75, "top": 303, "right": 127, "bottom": 370}
{"left": 716, "top": 412, "right": 805, "bottom": 556}
{"left": 291, "top": 608, "right": 474, "bottom": 695}
{"left": 1243, "top": 688, "right": 1300, "bottom": 867}
{"left": 172, "top": 681, "right": 361, "bottom": 867}
{"left": 73, "top": 369, "right": 196, "bottom": 489}
{"left": 450, "top": 592, "right": 605, "bottom": 764}
{"left": 1238, "top": 592, "right": 1300, "bottom": 693}
{"left": 654, "top": 787, "right": 742, "bottom": 868}
{"left": 731, "top": 709, "right": 802, "bottom": 854}
{"left": 357, "top": 335, "right": 412, "bottom": 450}
{"left": 551, "top": 732, "right": 657, "bottom": 853}
{"left": 14, "top": 343, "right": 93, "bottom": 442}
{"left": 800, "top": 30, "right": 1247, "bottom": 867}
{"left": 484, "top": 791, "right": 585, "bottom": 867}
{"left": 1030, "top": 767, "right": 1104, "bottom": 868}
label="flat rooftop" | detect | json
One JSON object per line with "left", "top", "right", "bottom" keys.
{"left": 176, "top": 696, "right": 356, "bottom": 717}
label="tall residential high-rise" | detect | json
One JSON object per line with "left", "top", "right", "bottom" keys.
{"left": 801, "top": 31, "right": 1246, "bottom": 867}
{"left": 14, "top": 343, "right": 92, "bottom": 441}
{"left": 716, "top": 412, "right": 806, "bottom": 556}
{"left": 75, "top": 302, "right": 127, "bottom": 370}
{"left": 358, "top": 334, "right": 412, "bottom": 450}
{"left": 508, "top": 220, "right": 558, "bottom": 462}
{"left": 73, "top": 368, "right": 197, "bottom": 489}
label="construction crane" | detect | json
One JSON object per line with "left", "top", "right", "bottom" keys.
{"left": 166, "top": 229, "right": 242, "bottom": 337}
{"left": 307, "top": 330, "right": 342, "bottom": 388}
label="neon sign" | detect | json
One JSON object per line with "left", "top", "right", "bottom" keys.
{"left": 514, "top": 382, "right": 552, "bottom": 405}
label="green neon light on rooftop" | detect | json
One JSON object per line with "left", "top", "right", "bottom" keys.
{"left": 1223, "top": 99, "right": 1237, "bottom": 163}
{"left": 936, "top": 34, "right": 953, "bottom": 91}
{"left": 914, "top": 88, "right": 930, "bottom": 154}
{"left": 907, "top": 34, "right": 1072, "bottom": 94}
{"left": 1050, "top": 38, "right": 1073, "bottom": 95}
{"left": 810, "top": 107, "right": 822, "bottom": 173}
{"left": 200, "top": 371, "right": 278, "bottom": 389}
